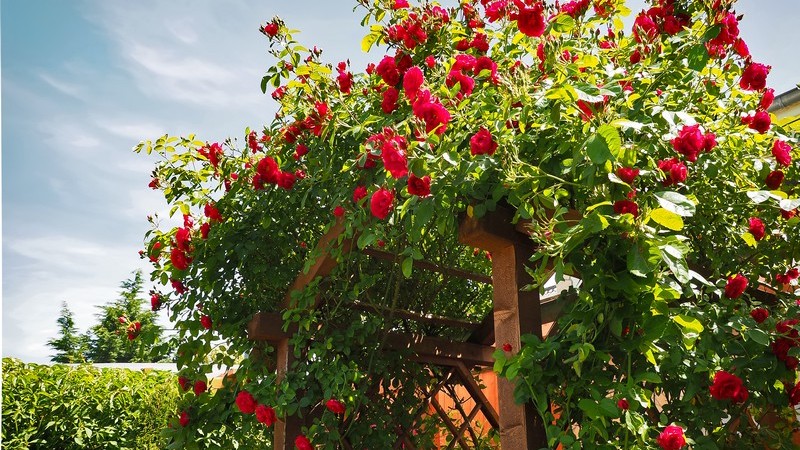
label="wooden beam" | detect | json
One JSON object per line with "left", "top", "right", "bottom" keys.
{"left": 383, "top": 333, "right": 496, "bottom": 367}
{"left": 453, "top": 362, "right": 500, "bottom": 430}
{"left": 247, "top": 311, "right": 294, "bottom": 342}
{"left": 350, "top": 301, "right": 481, "bottom": 330}
{"left": 459, "top": 206, "right": 548, "bottom": 450}
{"left": 361, "top": 248, "right": 493, "bottom": 284}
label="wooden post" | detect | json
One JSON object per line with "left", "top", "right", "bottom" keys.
{"left": 459, "top": 208, "right": 548, "bottom": 450}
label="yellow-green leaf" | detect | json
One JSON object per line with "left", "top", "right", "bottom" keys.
{"left": 650, "top": 208, "right": 683, "bottom": 231}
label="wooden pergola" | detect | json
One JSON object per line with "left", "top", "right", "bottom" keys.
{"left": 246, "top": 206, "right": 573, "bottom": 449}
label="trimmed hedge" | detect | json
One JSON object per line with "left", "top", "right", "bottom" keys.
{"left": 2, "top": 358, "right": 181, "bottom": 450}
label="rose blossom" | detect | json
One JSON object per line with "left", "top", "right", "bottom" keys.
{"left": 760, "top": 88, "right": 775, "bottom": 110}
{"left": 353, "top": 186, "right": 368, "bottom": 205}
{"left": 193, "top": 380, "right": 207, "bottom": 396}
{"left": 748, "top": 217, "right": 766, "bottom": 241}
{"left": 403, "top": 66, "right": 424, "bottom": 101}
{"left": 724, "top": 273, "right": 748, "bottom": 299}
{"left": 178, "top": 376, "right": 191, "bottom": 391}
{"left": 656, "top": 425, "right": 686, "bottom": 450}
{"left": 613, "top": 199, "right": 639, "bottom": 217}
{"left": 407, "top": 174, "right": 431, "bottom": 197}
{"left": 616, "top": 167, "right": 639, "bottom": 184}
{"left": 200, "top": 315, "right": 212, "bottom": 330}
{"left": 789, "top": 381, "right": 800, "bottom": 407}
{"left": 179, "top": 411, "right": 190, "bottom": 427}
{"left": 750, "top": 307, "right": 769, "bottom": 324}
{"left": 746, "top": 111, "right": 771, "bottom": 133}
{"left": 617, "top": 398, "right": 629, "bottom": 410}
{"left": 370, "top": 188, "right": 394, "bottom": 220}
{"left": 709, "top": 370, "right": 749, "bottom": 403}
{"left": 236, "top": 391, "right": 257, "bottom": 414}
{"left": 739, "top": 62, "right": 770, "bottom": 91}
{"left": 333, "top": 206, "right": 345, "bottom": 218}
{"left": 381, "top": 87, "right": 399, "bottom": 114}
{"left": 671, "top": 124, "right": 705, "bottom": 162}
{"left": 772, "top": 140, "right": 793, "bottom": 166}
{"left": 765, "top": 170, "right": 784, "bottom": 190}
{"left": 469, "top": 128, "right": 498, "bottom": 156}
{"left": 512, "top": 1, "right": 545, "bottom": 37}
{"left": 255, "top": 404, "right": 277, "bottom": 426}
{"left": 326, "top": 399, "right": 346, "bottom": 415}
{"left": 295, "top": 435, "right": 313, "bottom": 450}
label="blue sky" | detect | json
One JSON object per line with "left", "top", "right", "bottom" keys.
{"left": 2, "top": 0, "right": 798, "bottom": 363}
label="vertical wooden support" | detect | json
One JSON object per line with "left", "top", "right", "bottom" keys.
{"left": 273, "top": 340, "right": 302, "bottom": 450}
{"left": 459, "top": 208, "right": 548, "bottom": 450}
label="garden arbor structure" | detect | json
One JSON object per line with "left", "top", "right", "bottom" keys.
{"left": 248, "top": 206, "right": 574, "bottom": 450}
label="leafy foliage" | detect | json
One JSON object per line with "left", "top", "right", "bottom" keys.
{"left": 136, "top": 0, "right": 799, "bottom": 448}
{"left": 1, "top": 358, "right": 181, "bottom": 450}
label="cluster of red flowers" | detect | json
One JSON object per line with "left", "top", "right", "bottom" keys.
{"left": 632, "top": 1, "right": 690, "bottom": 44}
{"left": 772, "top": 319, "right": 800, "bottom": 370}
{"left": 670, "top": 124, "right": 716, "bottom": 163}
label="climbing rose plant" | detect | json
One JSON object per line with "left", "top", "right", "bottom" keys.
{"left": 136, "top": 0, "right": 799, "bottom": 448}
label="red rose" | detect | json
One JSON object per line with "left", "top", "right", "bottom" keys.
{"left": 502, "top": 342, "right": 512, "bottom": 352}
{"left": 709, "top": 370, "right": 749, "bottom": 403}
{"left": 772, "top": 140, "right": 793, "bottom": 166}
{"left": 671, "top": 124, "right": 705, "bottom": 162}
{"left": 148, "top": 177, "right": 159, "bottom": 189}
{"left": 295, "top": 143, "right": 309, "bottom": 160}
{"left": 370, "top": 188, "right": 394, "bottom": 220}
{"left": 150, "top": 293, "right": 161, "bottom": 311}
{"left": 765, "top": 170, "right": 784, "bottom": 190}
{"left": 170, "top": 248, "right": 191, "bottom": 270}
{"left": 748, "top": 217, "right": 765, "bottom": 241}
{"left": 261, "top": 22, "right": 279, "bottom": 37}
{"left": 733, "top": 38, "right": 749, "bottom": 58}
{"left": 381, "top": 136, "right": 408, "bottom": 178}
{"left": 747, "top": 111, "right": 771, "bottom": 133}
{"left": 333, "top": 206, "right": 345, "bottom": 218}
{"left": 325, "top": 399, "right": 346, "bottom": 415}
{"left": 512, "top": 1, "right": 545, "bottom": 37}
{"left": 658, "top": 158, "right": 688, "bottom": 186}
{"left": 750, "top": 308, "right": 769, "bottom": 324}
{"left": 425, "top": 56, "right": 436, "bottom": 68}
{"left": 193, "top": 380, "right": 207, "bottom": 396}
{"left": 178, "top": 376, "right": 191, "bottom": 391}
{"left": 656, "top": 425, "right": 686, "bottom": 450}
{"left": 789, "top": 381, "right": 800, "bottom": 407}
{"left": 703, "top": 132, "right": 717, "bottom": 152}
{"left": 617, "top": 398, "right": 629, "bottom": 410}
{"left": 613, "top": 200, "right": 639, "bottom": 218}
{"left": 760, "top": 88, "right": 775, "bottom": 110}
{"left": 407, "top": 174, "right": 431, "bottom": 197}
{"left": 633, "top": 12, "right": 659, "bottom": 43}
{"left": 200, "top": 222, "right": 210, "bottom": 240}
{"left": 381, "top": 87, "right": 399, "bottom": 114}
{"left": 393, "top": 0, "right": 409, "bottom": 9}
{"left": 175, "top": 227, "right": 191, "bottom": 251}
{"left": 739, "top": 62, "right": 770, "bottom": 91}
{"left": 616, "top": 167, "right": 639, "bottom": 184}
{"left": 200, "top": 315, "right": 212, "bottom": 330}
{"left": 445, "top": 69, "right": 475, "bottom": 98}
{"left": 412, "top": 90, "right": 451, "bottom": 134}
{"left": 236, "top": 391, "right": 258, "bottom": 414}
{"left": 376, "top": 55, "right": 400, "bottom": 86}
{"left": 724, "top": 273, "right": 748, "bottom": 299}
{"left": 255, "top": 404, "right": 277, "bottom": 426}
{"left": 179, "top": 411, "right": 190, "bottom": 427}
{"left": 295, "top": 435, "right": 313, "bottom": 450}
{"left": 277, "top": 171, "right": 296, "bottom": 190}
{"left": 403, "top": 66, "right": 424, "bottom": 101}
{"left": 204, "top": 203, "right": 223, "bottom": 222}
{"left": 171, "top": 279, "right": 186, "bottom": 294}
{"left": 469, "top": 127, "right": 498, "bottom": 156}
{"left": 353, "top": 186, "right": 368, "bottom": 205}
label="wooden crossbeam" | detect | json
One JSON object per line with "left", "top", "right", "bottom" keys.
{"left": 349, "top": 301, "right": 481, "bottom": 330}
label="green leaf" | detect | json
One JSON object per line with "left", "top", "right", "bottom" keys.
{"left": 401, "top": 257, "right": 413, "bottom": 278}
{"left": 550, "top": 14, "right": 575, "bottom": 33}
{"left": 746, "top": 328, "right": 770, "bottom": 346}
{"left": 627, "top": 243, "right": 654, "bottom": 277}
{"left": 747, "top": 190, "right": 771, "bottom": 204}
{"left": 654, "top": 191, "right": 695, "bottom": 217}
{"left": 635, "top": 372, "right": 662, "bottom": 384}
{"left": 586, "top": 125, "right": 622, "bottom": 164}
{"left": 659, "top": 244, "right": 690, "bottom": 283}
{"left": 650, "top": 208, "right": 684, "bottom": 231}
{"left": 674, "top": 315, "right": 704, "bottom": 334}
{"left": 361, "top": 32, "right": 379, "bottom": 53}
{"left": 686, "top": 44, "right": 710, "bottom": 71}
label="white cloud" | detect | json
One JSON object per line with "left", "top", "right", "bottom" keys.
{"left": 38, "top": 73, "right": 85, "bottom": 99}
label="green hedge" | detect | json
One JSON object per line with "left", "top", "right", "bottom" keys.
{"left": 2, "top": 358, "right": 181, "bottom": 450}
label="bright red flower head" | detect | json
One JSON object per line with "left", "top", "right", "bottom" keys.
{"left": 616, "top": 167, "right": 639, "bottom": 185}
{"left": 193, "top": 380, "right": 207, "bottom": 396}
{"left": 178, "top": 376, "right": 191, "bottom": 391}
{"left": 765, "top": 170, "right": 784, "bottom": 190}
{"left": 750, "top": 307, "right": 769, "bottom": 324}
{"left": 376, "top": 55, "right": 400, "bottom": 86}
{"left": 613, "top": 200, "right": 639, "bottom": 218}
{"left": 370, "top": 188, "right": 394, "bottom": 220}
{"left": 760, "top": 88, "right": 775, "bottom": 110}
{"left": 381, "top": 86, "right": 399, "bottom": 114}
{"left": 403, "top": 66, "right": 424, "bottom": 101}
{"left": 412, "top": 91, "right": 451, "bottom": 135}
{"left": 381, "top": 136, "right": 408, "bottom": 178}
{"left": 295, "top": 435, "right": 313, "bottom": 450}
{"left": 502, "top": 342, "right": 512, "bottom": 352}
{"left": 353, "top": 185, "right": 368, "bottom": 205}
{"left": 204, "top": 203, "right": 223, "bottom": 223}
{"left": 200, "top": 314, "right": 212, "bottom": 330}
{"left": 512, "top": 0, "right": 545, "bottom": 37}
{"left": 255, "top": 404, "right": 277, "bottom": 426}
{"left": 789, "top": 381, "right": 800, "bottom": 407}
{"left": 671, "top": 124, "right": 705, "bottom": 162}
{"left": 740, "top": 62, "right": 770, "bottom": 91}
{"left": 709, "top": 370, "right": 749, "bottom": 403}
{"left": 235, "top": 390, "right": 257, "bottom": 414}
{"left": 408, "top": 174, "right": 431, "bottom": 197}
{"left": 658, "top": 158, "right": 688, "bottom": 186}
{"left": 326, "top": 398, "right": 346, "bottom": 415}
{"left": 747, "top": 111, "right": 771, "bottom": 133}
{"left": 633, "top": 12, "right": 659, "bottom": 43}
{"left": 617, "top": 398, "right": 629, "bottom": 410}
{"left": 333, "top": 205, "right": 345, "bottom": 218}
{"left": 170, "top": 248, "right": 191, "bottom": 271}
{"left": 724, "top": 274, "right": 748, "bottom": 299}
{"left": 656, "top": 425, "right": 686, "bottom": 450}
{"left": 772, "top": 139, "right": 793, "bottom": 166}
{"left": 179, "top": 411, "right": 190, "bottom": 427}
{"left": 469, "top": 128, "right": 498, "bottom": 156}
{"left": 748, "top": 217, "right": 765, "bottom": 241}
{"left": 151, "top": 293, "right": 161, "bottom": 311}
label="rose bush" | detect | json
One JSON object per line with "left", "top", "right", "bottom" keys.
{"left": 137, "top": 0, "right": 799, "bottom": 448}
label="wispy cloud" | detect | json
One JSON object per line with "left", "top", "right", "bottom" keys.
{"left": 38, "top": 73, "right": 86, "bottom": 99}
